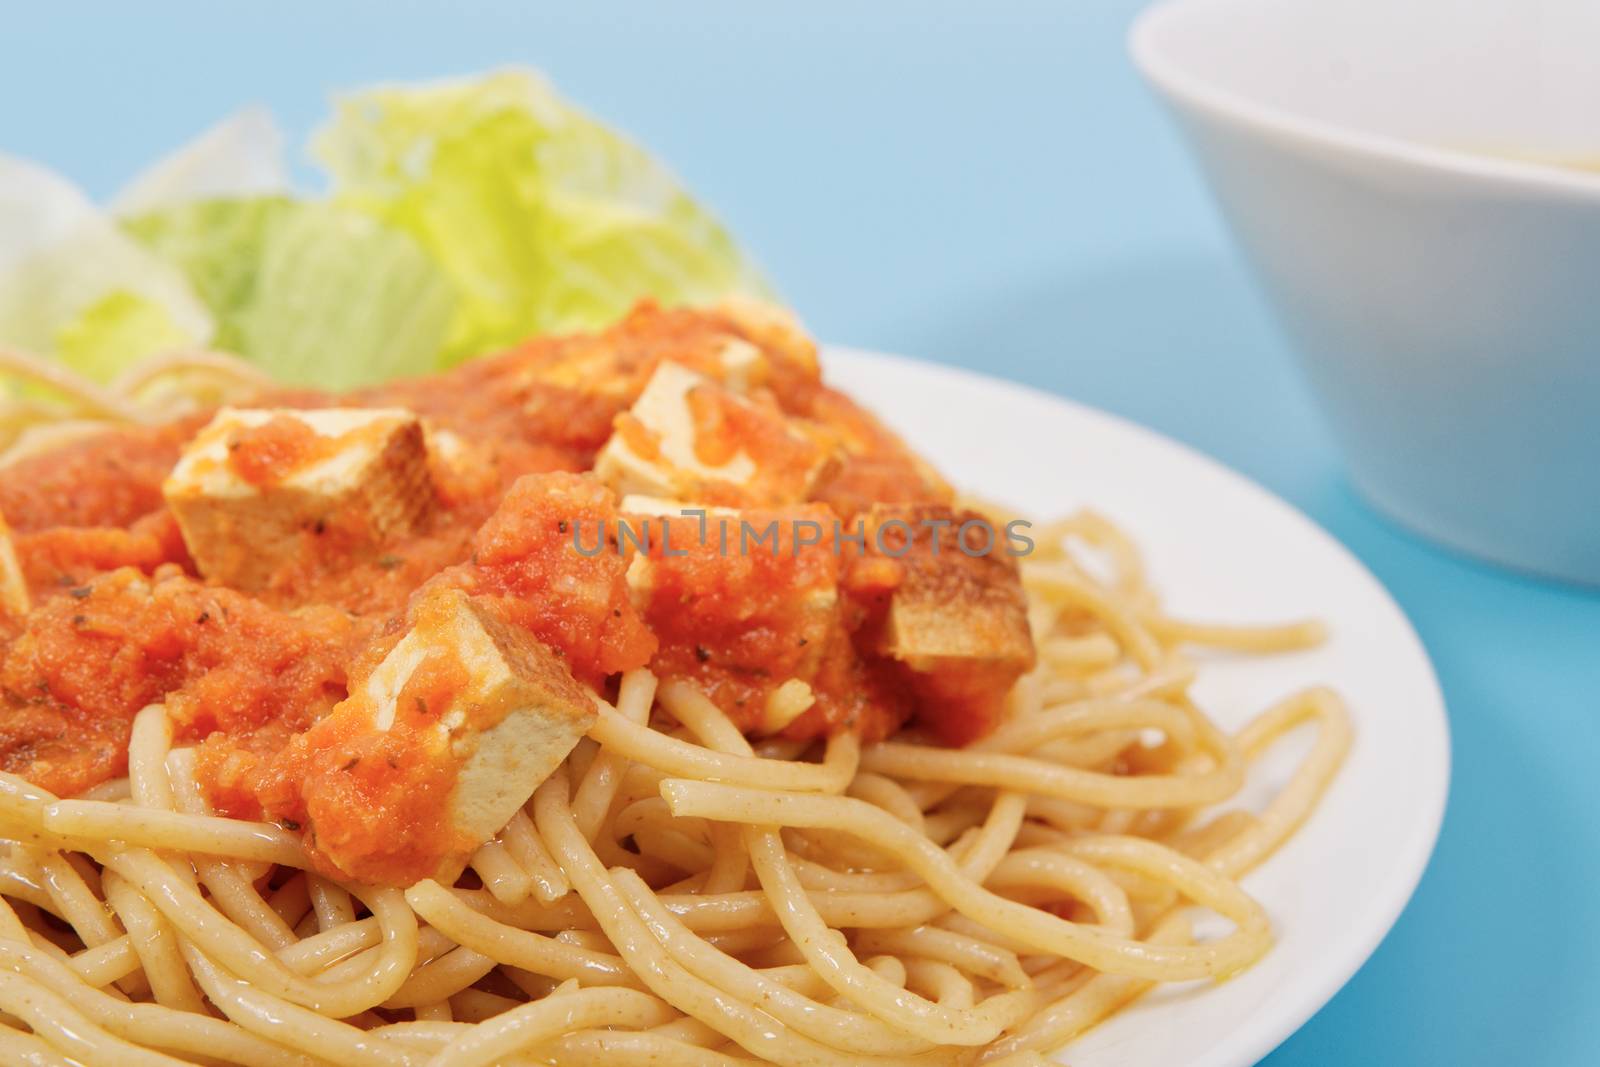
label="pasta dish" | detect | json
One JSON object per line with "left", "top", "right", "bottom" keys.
{"left": 0, "top": 300, "right": 1350, "bottom": 1066}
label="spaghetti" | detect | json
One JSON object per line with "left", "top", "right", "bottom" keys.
{"left": 0, "top": 317, "right": 1352, "bottom": 1065}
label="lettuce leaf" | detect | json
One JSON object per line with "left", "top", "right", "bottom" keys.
{"left": 54, "top": 290, "right": 191, "bottom": 382}
{"left": 233, "top": 204, "right": 456, "bottom": 389}
{"left": 125, "top": 198, "right": 456, "bottom": 389}
{"left": 314, "top": 68, "right": 766, "bottom": 367}
{"left": 7, "top": 70, "right": 767, "bottom": 393}
{"left": 0, "top": 154, "right": 213, "bottom": 384}
{"left": 122, "top": 197, "right": 293, "bottom": 353}
{"left": 112, "top": 107, "right": 290, "bottom": 217}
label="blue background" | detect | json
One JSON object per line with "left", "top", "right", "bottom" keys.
{"left": 5, "top": 3, "right": 1598, "bottom": 1063}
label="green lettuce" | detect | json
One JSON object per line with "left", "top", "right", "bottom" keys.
{"left": 0, "top": 154, "right": 213, "bottom": 389}
{"left": 5, "top": 71, "right": 765, "bottom": 393}
{"left": 125, "top": 199, "right": 456, "bottom": 389}
{"left": 122, "top": 197, "right": 292, "bottom": 353}
{"left": 314, "top": 68, "right": 766, "bottom": 367}
{"left": 53, "top": 290, "right": 192, "bottom": 383}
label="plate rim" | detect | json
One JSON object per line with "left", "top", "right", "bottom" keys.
{"left": 819, "top": 344, "right": 1452, "bottom": 1067}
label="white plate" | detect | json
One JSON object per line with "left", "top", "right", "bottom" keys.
{"left": 824, "top": 347, "right": 1450, "bottom": 1067}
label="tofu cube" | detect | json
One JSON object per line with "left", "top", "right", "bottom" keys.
{"left": 594, "top": 361, "right": 834, "bottom": 506}
{"left": 708, "top": 335, "right": 768, "bottom": 393}
{"left": 536, "top": 332, "right": 767, "bottom": 398}
{"left": 855, "top": 505, "right": 1035, "bottom": 745}
{"left": 313, "top": 587, "right": 595, "bottom": 883}
{"left": 163, "top": 407, "right": 434, "bottom": 591}
{"left": 714, "top": 298, "right": 819, "bottom": 379}
{"left": 511, "top": 315, "right": 776, "bottom": 450}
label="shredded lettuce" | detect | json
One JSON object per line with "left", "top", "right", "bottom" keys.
{"left": 314, "top": 69, "right": 766, "bottom": 367}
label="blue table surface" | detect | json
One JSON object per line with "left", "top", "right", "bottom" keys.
{"left": 6, "top": 3, "right": 1599, "bottom": 1063}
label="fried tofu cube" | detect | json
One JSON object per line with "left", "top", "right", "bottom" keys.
{"left": 595, "top": 362, "right": 835, "bottom": 506}
{"left": 713, "top": 297, "right": 820, "bottom": 384}
{"left": 536, "top": 330, "right": 768, "bottom": 400}
{"left": 852, "top": 505, "right": 1035, "bottom": 745}
{"left": 300, "top": 586, "right": 595, "bottom": 884}
{"left": 710, "top": 335, "right": 768, "bottom": 393}
{"left": 163, "top": 408, "right": 434, "bottom": 592}
{"left": 506, "top": 312, "right": 778, "bottom": 451}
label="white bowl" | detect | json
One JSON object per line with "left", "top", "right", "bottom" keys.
{"left": 1131, "top": 0, "right": 1600, "bottom": 584}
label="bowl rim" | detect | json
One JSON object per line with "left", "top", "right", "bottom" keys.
{"left": 1129, "top": 0, "right": 1600, "bottom": 201}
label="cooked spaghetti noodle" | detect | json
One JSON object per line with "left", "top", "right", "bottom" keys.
{"left": 0, "top": 305, "right": 1351, "bottom": 1065}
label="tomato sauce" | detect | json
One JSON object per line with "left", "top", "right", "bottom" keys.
{"left": 0, "top": 301, "right": 1025, "bottom": 888}
{"left": 1, "top": 566, "right": 351, "bottom": 797}
{"left": 15, "top": 511, "right": 192, "bottom": 592}
{"left": 224, "top": 415, "right": 338, "bottom": 487}
{"left": 0, "top": 417, "right": 206, "bottom": 533}
{"left": 623, "top": 506, "right": 906, "bottom": 737}
{"left": 454, "top": 472, "right": 657, "bottom": 684}
{"left": 686, "top": 386, "right": 828, "bottom": 505}
{"left": 801, "top": 387, "right": 952, "bottom": 518}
